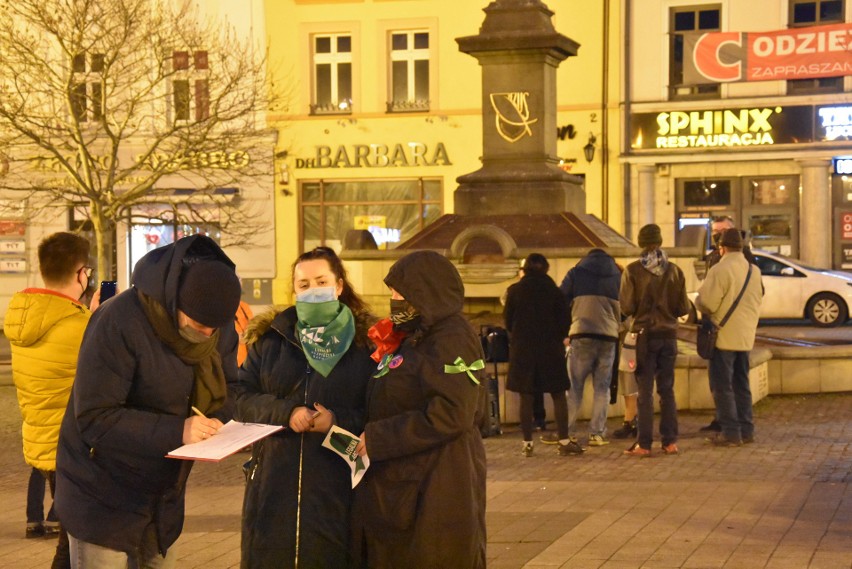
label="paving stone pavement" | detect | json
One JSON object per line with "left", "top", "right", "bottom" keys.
{"left": 0, "top": 385, "right": 849, "bottom": 569}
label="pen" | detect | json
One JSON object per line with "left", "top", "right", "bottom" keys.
{"left": 191, "top": 406, "right": 207, "bottom": 419}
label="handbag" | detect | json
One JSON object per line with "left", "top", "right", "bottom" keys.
{"left": 696, "top": 263, "right": 753, "bottom": 359}
{"left": 618, "top": 330, "right": 641, "bottom": 372}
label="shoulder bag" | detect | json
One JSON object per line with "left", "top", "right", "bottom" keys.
{"left": 696, "top": 264, "right": 753, "bottom": 359}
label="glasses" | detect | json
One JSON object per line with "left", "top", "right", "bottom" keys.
{"left": 78, "top": 266, "right": 94, "bottom": 279}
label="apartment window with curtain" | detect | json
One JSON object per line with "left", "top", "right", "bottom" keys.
{"left": 70, "top": 53, "right": 105, "bottom": 122}
{"left": 388, "top": 30, "right": 430, "bottom": 112}
{"left": 669, "top": 5, "right": 721, "bottom": 100}
{"left": 787, "top": 0, "right": 845, "bottom": 94}
{"left": 311, "top": 34, "right": 353, "bottom": 115}
{"left": 172, "top": 50, "right": 210, "bottom": 123}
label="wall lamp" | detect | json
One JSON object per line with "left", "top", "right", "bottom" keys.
{"left": 583, "top": 133, "right": 597, "bottom": 163}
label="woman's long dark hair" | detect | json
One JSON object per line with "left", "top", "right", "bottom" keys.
{"left": 291, "top": 247, "right": 374, "bottom": 344}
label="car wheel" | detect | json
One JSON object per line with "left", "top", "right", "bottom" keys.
{"left": 805, "top": 293, "right": 848, "bottom": 327}
{"left": 678, "top": 301, "right": 697, "bottom": 325}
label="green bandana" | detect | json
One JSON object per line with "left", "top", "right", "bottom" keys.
{"left": 295, "top": 300, "right": 356, "bottom": 377}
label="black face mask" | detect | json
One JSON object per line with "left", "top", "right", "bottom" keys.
{"left": 390, "top": 298, "right": 421, "bottom": 332}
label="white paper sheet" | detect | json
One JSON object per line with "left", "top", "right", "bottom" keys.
{"left": 167, "top": 420, "right": 284, "bottom": 462}
{"left": 321, "top": 425, "right": 370, "bottom": 488}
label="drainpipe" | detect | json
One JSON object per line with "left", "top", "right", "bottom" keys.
{"left": 601, "top": 0, "right": 610, "bottom": 222}
{"left": 622, "top": 0, "right": 633, "bottom": 238}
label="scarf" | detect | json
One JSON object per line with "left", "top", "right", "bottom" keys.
{"left": 295, "top": 300, "right": 355, "bottom": 377}
{"left": 138, "top": 292, "right": 226, "bottom": 415}
{"left": 640, "top": 248, "right": 669, "bottom": 277}
{"left": 390, "top": 298, "right": 421, "bottom": 333}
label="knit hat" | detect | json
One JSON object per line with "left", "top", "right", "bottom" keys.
{"left": 178, "top": 260, "right": 242, "bottom": 328}
{"left": 637, "top": 224, "right": 663, "bottom": 248}
{"left": 718, "top": 228, "right": 743, "bottom": 249}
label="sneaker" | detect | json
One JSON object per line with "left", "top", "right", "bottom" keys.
{"left": 25, "top": 523, "right": 44, "bottom": 539}
{"left": 521, "top": 442, "right": 534, "bottom": 457}
{"left": 623, "top": 442, "right": 651, "bottom": 457}
{"left": 706, "top": 434, "right": 742, "bottom": 447}
{"left": 539, "top": 433, "right": 560, "bottom": 445}
{"left": 699, "top": 420, "right": 722, "bottom": 433}
{"left": 588, "top": 434, "right": 610, "bottom": 446}
{"left": 42, "top": 522, "right": 60, "bottom": 539}
{"left": 612, "top": 419, "right": 637, "bottom": 439}
{"left": 557, "top": 440, "right": 585, "bottom": 455}
{"left": 662, "top": 443, "right": 679, "bottom": 455}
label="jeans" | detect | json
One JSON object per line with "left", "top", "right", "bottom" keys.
{"left": 635, "top": 336, "right": 678, "bottom": 450}
{"left": 708, "top": 349, "right": 754, "bottom": 442}
{"left": 69, "top": 526, "right": 176, "bottom": 569}
{"left": 567, "top": 338, "right": 616, "bottom": 437}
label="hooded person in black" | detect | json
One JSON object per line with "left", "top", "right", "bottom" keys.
{"left": 55, "top": 235, "right": 241, "bottom": 565}
{"left": 352, "top": 250, "right": 488, "bottom": 569}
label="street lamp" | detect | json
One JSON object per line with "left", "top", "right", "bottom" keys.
{"left": 583, "top": 133, "right": 596, "bottom": 163}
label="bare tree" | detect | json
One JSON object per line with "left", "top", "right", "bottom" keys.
{"left": 0, "top": 0, "right": 281, "bottom": 277}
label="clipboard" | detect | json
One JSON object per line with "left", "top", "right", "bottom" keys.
{"left": 167, "top": 420, "right": 284, "bottom": 462}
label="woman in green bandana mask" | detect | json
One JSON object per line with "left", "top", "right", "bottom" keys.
{"left": 236, "top": 247, "right": 375, "bottom": 569}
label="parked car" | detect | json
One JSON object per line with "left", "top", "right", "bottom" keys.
{"left": 688, "top": 250, "right": 852, "bottom": 327}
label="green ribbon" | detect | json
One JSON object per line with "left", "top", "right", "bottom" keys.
{"left": 443, "top": 357, "right": 484, "bottom": 385}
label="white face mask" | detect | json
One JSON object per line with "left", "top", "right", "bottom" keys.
{"left": 179, "top": 325, "right": 211, "bottom": 344}
{"left": 296, "top": 286, "right": 337, "bottom": 304}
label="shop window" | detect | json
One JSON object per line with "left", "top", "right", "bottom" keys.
{"left": 172, "top": 50, "right": 210, "bottom": 122}
{"left": 70, "top": 53, "right": 105, "bottom": 122}
{"left": 749, "top": 213, "right": 794, "bottom": 244}
{"left": 300, "top": 178, "right": 442, "bottom": 252}
{"left": 128, "top": 204, "right": 221, "bottom": 273}
{"left": 387, "top": 30, "right": 430, "bottom": 112}
{"left": 669, "top": 5, "right": 721, "bottom": 100}
{"left": 311, "top": 34, "right": 353, "bottom": 115}
{"left": 681, "top": 179, "right": 732, "bottom": 208}
{"left": 746, "top": 176, "right": 798, "bottom": 205}
{"left": 787, "top": 0, "right": 844, "bottom": 94}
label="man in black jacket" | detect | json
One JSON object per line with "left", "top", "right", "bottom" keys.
{"left": 56, "top": 235, "right": 241, "bottom": 567}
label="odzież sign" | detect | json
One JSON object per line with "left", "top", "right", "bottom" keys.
{"left": 683, "top": 22, "right": 852, "bottom": 84}
{"left": 296, "top": 142, "right": 451, "bottom": 169}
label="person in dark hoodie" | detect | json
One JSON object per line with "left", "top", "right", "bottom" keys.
{"left": 620, "top": 224, "right": 691, "bottom": 457}
{"left": 237, "top": 247, "right": 374, "bottom": 569}
{"left": 559, "top": 248, "right": 621, "bottom": 447}
{"left": 55, "top": 235, "right": 241, "bottom": 567}
{"left": 352, "top": 250, "right": 487, "bottom": 569}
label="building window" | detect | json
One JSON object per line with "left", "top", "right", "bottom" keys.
{"left": 387, "top": 31, "right": 430, "bottom": 112}
{"left": 300, "top": 178, "right": 442, "bottom": 252}
{"left": 669, "top": 6, "right": 721, "bottom": 100}
{"left": 129, "top": 204, "right": 221, "bottom": 273}
{"left": 788, "top": 0, "right": 844, "bottom": 94}
{"left": 310, "top": 34, "right": 353, "bottom": 115}
{"left": 172, "top": 50, "right": 210, "bottom": 122}
{"left": 70, "top": 53, "right": 105, "bottom": 122}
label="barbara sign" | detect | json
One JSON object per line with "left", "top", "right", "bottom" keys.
{"left": 683, "top": 22, "right": 852, "bottom": 84}
{"left": 296, "top": 142, "right": 451, "bottom": 169}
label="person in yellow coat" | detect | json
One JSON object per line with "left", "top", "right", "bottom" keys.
{"left": 3, "top": 232, "right": 94, "bottom": 569}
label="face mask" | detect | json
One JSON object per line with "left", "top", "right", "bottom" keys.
{"left": 390, "top": 298, "right": 421, "bottom": 332}
{"left": 296, "top": 286, "right": 337, "bottom": 304}
{"left": 179, "top": 325, "right": 212, "bottom": 344}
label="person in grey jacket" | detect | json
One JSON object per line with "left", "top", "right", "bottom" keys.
{"left": 694, "top": 229, "right": 763, "bottom": 447}
{"left": 559, "top": 248, "right": 621, "bottom": 447}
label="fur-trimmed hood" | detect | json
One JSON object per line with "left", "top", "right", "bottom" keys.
{"left": 244, "top": 305, "right": 374, "bottom": 348}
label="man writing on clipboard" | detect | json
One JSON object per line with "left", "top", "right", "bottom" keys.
{"left": 55, "top": 235, "right": 241, "bottom": 568}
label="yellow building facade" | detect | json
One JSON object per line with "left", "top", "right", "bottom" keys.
{"left": 264, "top": 0, "right": 623, "bottom": 304}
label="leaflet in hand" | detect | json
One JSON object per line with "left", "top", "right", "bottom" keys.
{"left": 321, "top": 425, "right": 370, "bottom": 488}
{"left": 167, "top": 420, "right": 283, "bottom": 462}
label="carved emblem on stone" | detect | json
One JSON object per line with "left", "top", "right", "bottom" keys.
{"left": 489, "top": 92, "right": 538, "bottom": 143}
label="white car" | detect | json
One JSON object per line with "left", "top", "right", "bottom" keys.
{"left": 690, "top": 250, "right": 852, "bottom": 328}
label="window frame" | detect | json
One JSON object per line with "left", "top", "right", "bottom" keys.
{"left": 298, "top": 177, "right": 443, "bottom": 253}
{"left": 70, "top": 52, "right": 106, "bottom": 123}
{"left": 668, "top": 4, "right": 722, "bottom": 101}
{"left": 387, "top": 29, "right": 431, "bottom": 113}
{"left": 170, "top": 49, "right": 211, "bottom": 123}
{"left": 787, "top": 0, "right": 846, "bottom": 95}
{"left": 310, "top": 33, "right": 354, "bottom": 115}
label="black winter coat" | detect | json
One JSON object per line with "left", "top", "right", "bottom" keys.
{"left": 504, "top": 272, "right": 570, "bottom": 394}
{"left": 237, "top": 306, "right": 373, "bottom": 569}
{"left": 55, "top": 235, "right": 239, "bottom": 555}
{"left": 352, "top": 251, "right": 487, "bottom": 569}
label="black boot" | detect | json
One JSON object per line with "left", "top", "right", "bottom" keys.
{"left": 613, "top": 418, "right": 637, "bottom": 439}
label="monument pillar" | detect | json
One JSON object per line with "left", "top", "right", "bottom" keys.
{"left": 455, "top": 0, "right": 585, "bottom": 215}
